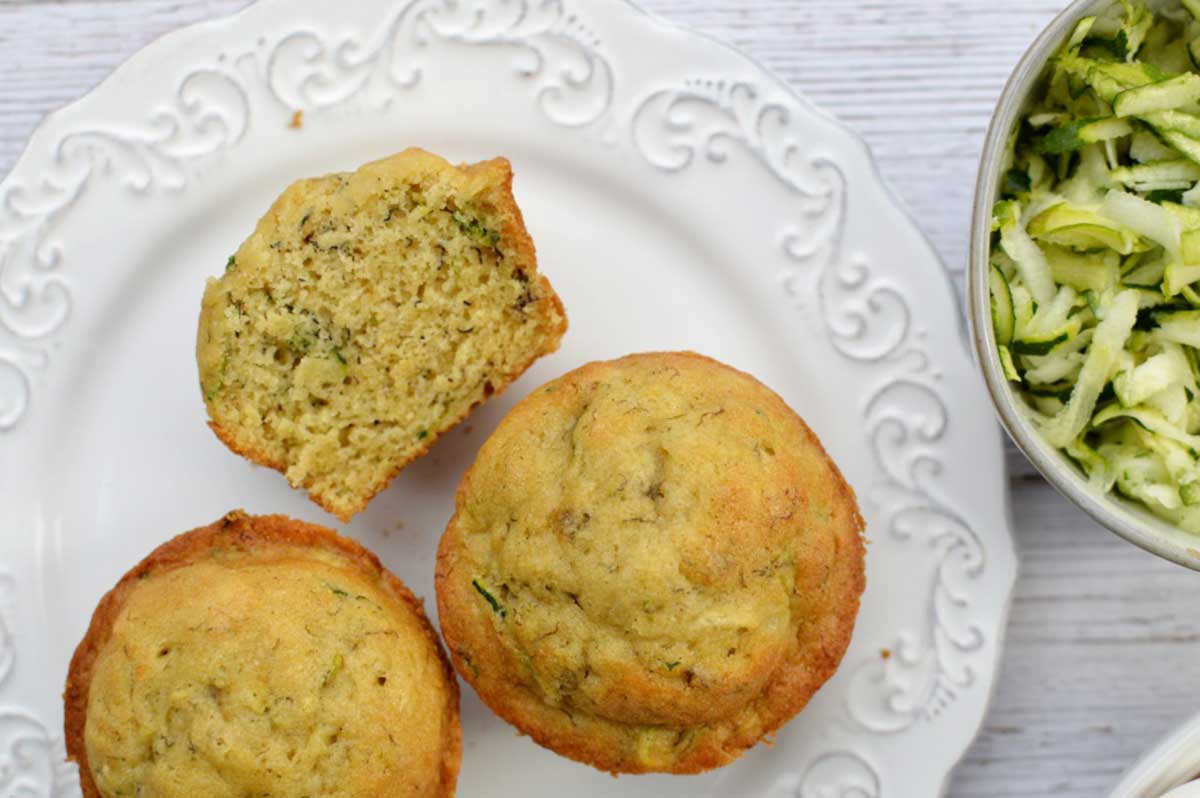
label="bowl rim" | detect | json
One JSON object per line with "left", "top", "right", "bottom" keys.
{"left": 1109, "top": 710, "right": 1200, "bottom": 797}
{"left": 968, "top": 0, "right": 1200, "bottom": 571}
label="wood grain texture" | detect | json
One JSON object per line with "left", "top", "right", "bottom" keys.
{"left": 1, "top": 1, "right": 1197, "bottom": 797}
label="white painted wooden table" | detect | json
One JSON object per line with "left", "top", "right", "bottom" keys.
{"left": 2, "top": 1, "right": 1197, "bottom": 796}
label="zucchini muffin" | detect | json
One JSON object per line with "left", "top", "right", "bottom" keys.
{"left": 197, "top": 148, "right": 567, "bottom": 521}
{"left": 64, "top": 511, "right": 460, "bottom": 798}
{"left": 435, "top": 352, "right": 865, "bottom": 774}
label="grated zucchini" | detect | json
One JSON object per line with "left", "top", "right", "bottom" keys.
{"left": 991, "top": 0, "right": 1200, "bottom": 533}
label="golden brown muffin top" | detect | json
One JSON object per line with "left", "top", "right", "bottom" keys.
{"left": 436, "top": 352, "right": 865, "bottom": 774}
{"left": 65, "top": 511, "right": 460, "bottom": 798}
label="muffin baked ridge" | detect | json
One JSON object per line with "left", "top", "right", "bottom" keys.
{"left": 64, "top": 510, "right": 461, "bottom": 798}
{"left": 435, "top": 351, "right": 866, "bottom": 774}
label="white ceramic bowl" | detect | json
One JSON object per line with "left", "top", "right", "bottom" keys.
{"left": 1110, "top": 712, "right": 1200, "bottom": 797}
{"left": 969, "top": 0, "right": 1200, "bottom": 570}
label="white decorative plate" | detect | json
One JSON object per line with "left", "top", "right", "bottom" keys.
{"left": 0, "top": 1, "right": 1017, "bottom": 796}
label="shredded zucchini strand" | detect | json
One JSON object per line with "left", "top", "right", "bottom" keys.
{"left": 992, "top": 0, "right": 1200, "bottom": 532}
